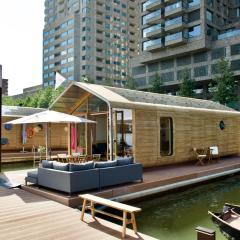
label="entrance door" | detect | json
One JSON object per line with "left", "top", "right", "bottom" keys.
{"left": 114, "top": 110, "right": 125, "bottom": 157}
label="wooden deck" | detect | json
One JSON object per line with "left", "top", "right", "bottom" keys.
{"left": 3, "top": 155, "right": 240, "bottom": 207}
{"left": 0, "top": 187, "right": 155, "bottom": 240}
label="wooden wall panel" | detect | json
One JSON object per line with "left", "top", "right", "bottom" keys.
{"left": 2, "top": 117, "right": 68, "bottom": 151}
{"left": 133, "top": 108, "right": 240, "bottom": 168}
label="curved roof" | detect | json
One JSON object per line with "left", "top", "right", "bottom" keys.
{"left": 51, "top": 82, "right": 236, "bottom": 113}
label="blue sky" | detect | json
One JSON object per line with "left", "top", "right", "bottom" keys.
{"left": 0, "top": 0, "right": 44, "bottom": 95}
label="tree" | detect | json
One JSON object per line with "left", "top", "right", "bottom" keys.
{"left": 124, "top": 75, "right": 135, "bottom": 90}
{"left": 211, "top": 58, "right": 238, "bottom": 105}
{"left": 81, "top": 75, "right": 94, "bottom": 83}
{"left": 2, "top": 86, "right": 65, "bottom": 108}
{"left": 178, "top": 69, "right": 195, "bottom": 98}
{"left": 149, "top": 72, "right": 165, "bottom": 94}
{"left": 38, "top": 87, "right": 53, "bottom": 108}
{"left": 2, "top": 96, "right": 16, "bottom": 106}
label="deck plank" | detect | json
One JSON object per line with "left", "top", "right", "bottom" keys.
{"left": 0, "top": 187, "right": 155, "bottom": 240}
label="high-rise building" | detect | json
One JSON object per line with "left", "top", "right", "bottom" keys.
{"left": 131, "top": 0, "right": 240, "bottom": 98}
{"left": 2, "top": 79, "right": 8, "bottom": 96}
{"left": 43, "top": 0, "right": 138, "bottom": 87}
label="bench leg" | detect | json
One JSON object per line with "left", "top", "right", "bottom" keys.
{"left": 131, "top": 213, "right": 137, "bottom": 234}
{"left": 90, "top": 201, "right": 95, "bottom": 219}
{"left": 81, "top": 199, "right": 87, "bottom": 221}
{"left": 122, "top": 211, "right": 127, "bottom": 238}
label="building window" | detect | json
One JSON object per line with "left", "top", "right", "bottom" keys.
{"left": 231, "top": 44, "right": 240, "bottom": 56}
{"left": 160, "top": 117, "right": 173, "bottom": 156}
{"left": 206, "top": 10, "right": 213, "bottom": 22}
{"left": 194, "top": 66, "right": 208, "bottom": 77}
{"left": 161, "top": 72, "right": 174, "bottom": 82}
{"left": 211, "top": 47, "right": 225, "bottom": 60}
{"left": 231, "top": 60, "right": 240, "bottom": 71}
{"left": 188, "top": 25, "right": 201, "bottom": 38}
{"left": 193, "top": 52, "right": 208, "bottom": 63}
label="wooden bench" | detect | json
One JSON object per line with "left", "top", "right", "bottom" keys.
{"left": 80, "top": 194, "right": 141, "bottom": 238}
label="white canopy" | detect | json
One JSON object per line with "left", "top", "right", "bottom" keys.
{"left": 5, "top": 110, "right": 95, "bottom": 160}
{"left": 6, "top": 110, "right": 96, "bottom": 124}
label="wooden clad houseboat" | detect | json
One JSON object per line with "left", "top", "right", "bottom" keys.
{"left": 50, "top": 82, "right": 240, "bottom": 167}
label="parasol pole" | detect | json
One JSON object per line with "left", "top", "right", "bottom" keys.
{"left": 45, "top": 122, "right": 48, "bottom": 160}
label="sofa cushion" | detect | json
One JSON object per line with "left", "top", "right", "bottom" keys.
{"left": 117, "top": 157, "right": 134, "bottom": 166}
{"left": 69, "top": 161, "right": 94, "bottom": 172}
{"left": 94, "top": 160, "right": 117, "bottom": 168}
{"left": 27, "top": 170, "right": 38, "bottom": 178}
{"left": 42, "top": 160, "right": 53, "bottom": 169}
{"left": 53, "top": 162, "right": 69, "bottom": 171}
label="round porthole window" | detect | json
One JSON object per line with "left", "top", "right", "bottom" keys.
{"left": 219, "top": 120, "right": 225, "bottom": 130}
{"left": 4, "top": 124, "right": 13, "bottom": 131}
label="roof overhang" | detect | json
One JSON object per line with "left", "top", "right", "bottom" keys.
{"left": 50, "top": 82, "right": 131, "bottom": 113}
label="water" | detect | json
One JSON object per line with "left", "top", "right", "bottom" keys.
{"left": 135, "top": 175, "right": 240, "bottom": 240}
{"left": 2, "top": 162, "right": 33, "bottom": 172}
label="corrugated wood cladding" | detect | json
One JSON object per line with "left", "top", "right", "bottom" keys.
{"left": 134, "top": 108, "right": 240, "bottom": 167}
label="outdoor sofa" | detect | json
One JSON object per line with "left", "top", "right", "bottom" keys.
{"left": 25, "top": 157, "right": 143, "bottom": 194}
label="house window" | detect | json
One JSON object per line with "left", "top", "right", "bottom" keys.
{"left": 160, "top": 117, "right": 173, "bottom": 156}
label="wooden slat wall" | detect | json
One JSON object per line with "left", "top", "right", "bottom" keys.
{"left": 2, "top": 117, "right": 68, "bottom": 151}
{"left": 133, "top": 108, "right": 240, "bottom": 167}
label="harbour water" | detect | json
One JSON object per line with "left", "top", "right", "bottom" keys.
{"left": 136, "top": 174, "right": 240, "bottom": 240}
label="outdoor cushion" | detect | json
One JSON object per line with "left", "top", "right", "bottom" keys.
{"left": 27, "top": 171, "right": 38, "bottom": 179}
{"left": 94, "top": 160, "right": 117, "bottom": 168}
{"left": 53, "top": 162, "right": 69, "bottom": 171}
{"left": 42, "top": 160, "right": 54, "bottom": 169}
{"left": 117, "top": 157, "right": 134, "bottom": 166}
{"left": 69, "top": 161, "right": 94, "bottom": 172}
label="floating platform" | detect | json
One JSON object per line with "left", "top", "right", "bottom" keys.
{"left": 19, "top": 155, "right": 240, "bottom": 208}
{"left": 0, "top": 187, "right": 155, "bottom": 240}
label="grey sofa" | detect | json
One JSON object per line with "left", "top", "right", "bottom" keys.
{"left": 26, "top": 157, "right": 143, "bottom": 194}
{"left": 38, "top": 167, "right": 99, "bottom": 194}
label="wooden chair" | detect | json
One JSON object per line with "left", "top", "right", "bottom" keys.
{"left": 92, "top": 154, "right": 101, "bottom": 161}
{"left": 193, "top": 148, "right": 208, "bottom": 166}
{"left": 209, "top": 146, "right": 220, "bottom": 162}
{"left": 57, "top": 154, "right": 68, "bottom": 162}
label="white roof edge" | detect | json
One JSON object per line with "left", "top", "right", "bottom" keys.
{"left": 127, "top": 101, "right": 239, "bottom": 114}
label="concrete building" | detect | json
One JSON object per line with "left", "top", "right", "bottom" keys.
{"left": 43, "top": 0, "right": 138, "bottom": 87}
{"left": 131, "top": 0, "right": 240, "bottom": 99}
{"left": 2, "top": 79, "right": 8, "bottom": 96}
{"left": 12, "top": 84, "right": 43, "bottom": 99}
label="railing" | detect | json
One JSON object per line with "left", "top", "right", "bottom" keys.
{"left": 165, "top": 1, "right": 187, "bottom": 13}
{"left": 165, "top": 16, "right": 183, "bottom": 27}
{"left": 165, "top": 31, "right": 183, "bottom": 42}
{"left": 142, "top": 0, "right": 160, "bottom": 11}
{"left": 142, "top": 9, "right": 161, "bottom": 25}
{"left": 218, "top": 29, "right": 240, "bottom": 40}
{"left": 143, "top": 24, "right": 162, "bottom": 37}
{"left": 189, "top": 0, "right": 200, "bottom": 7}
{"left": 143, "top": 38, "right": 162, "bottom": 50}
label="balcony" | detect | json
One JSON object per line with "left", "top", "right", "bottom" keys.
{"left": 143, "top": 24, "right": 164, "bottom": 38}
{"left": 143, "top": 0, "right": 164, "bottom": 12}
{"left": 218, "top": 29, "right": 240, "bottom": 40}
{"left": 165, "top": 1, "right": 187, "bottom": 18}
{"left": 165, "top": 16, "right": 187, "bottom": 33}
{"left": 142, "top": 9, "right": 162, "bottom": 25}
{"left": 143, "top": 38, "right": 163, "bottom": 52}
{"left": 165, "top": 32, "right": 187, "bottom": 47}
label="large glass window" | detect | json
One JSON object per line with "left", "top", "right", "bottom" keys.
{"left": 160, "top": 117, "right": 173, "bottom": 156}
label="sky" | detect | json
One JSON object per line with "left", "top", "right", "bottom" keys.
{"left": 0, "top": 0, "right": 45, "bottom": 95}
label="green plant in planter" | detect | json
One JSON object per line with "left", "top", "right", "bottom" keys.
{"left": 38, "top": 146, "right": 46, "bottom": 154}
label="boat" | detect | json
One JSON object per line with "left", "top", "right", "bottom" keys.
{"left": 208, "top": 203, "right": 240, "bottom": 240}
